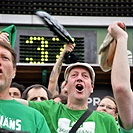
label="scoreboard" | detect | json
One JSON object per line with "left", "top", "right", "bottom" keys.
{"left": 19, "top": 35, "right": 84, "bottom": 63}
{"left": 15, "top": 28, "right": 97, "bottom": 64}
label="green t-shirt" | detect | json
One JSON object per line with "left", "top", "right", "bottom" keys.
{"left": 29, "top": 100, "right": 119, "bottom": 133}
{"left": 0, "top": 99, "right": 51, "bottom": 133}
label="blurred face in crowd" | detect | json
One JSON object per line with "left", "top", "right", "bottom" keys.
{"left": 27, "top": 87, "right": 48, "bottom": 101}
{"left": 96, "top": 97, "right": 117, "bottom": 119}
{"left": 9, "top": 87, "right": 21, "bottom": 98}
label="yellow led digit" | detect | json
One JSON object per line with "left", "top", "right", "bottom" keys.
{"left": 25, "top": 36, "right": 49, "bottom": 64}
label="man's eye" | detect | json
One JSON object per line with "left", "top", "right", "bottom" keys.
{"left": 107, "top": 107, "right": 113, "bottom": 110}
{"left": 31, "top": 97, "right": 37, "bottom": 101}
{"left": 14, "top": 92, "right": 19, "bottom": 96}
{"left": 99, "top": 104, "right": 105, "bottom": 107}
{"left": 41, "top": 97, "right": 47, "bottom": 101}
{"left": 2, "top": 56, "right": 9, "bottom": 60}
{"left": 71, "top": 74, "right": 76, "bottom": 77}
{"left": 84, "top": 75, "right": 89, "bottom": 78}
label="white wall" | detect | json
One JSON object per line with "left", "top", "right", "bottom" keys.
{"left": 0, "top": 14, "right": 132, "bottom": 26}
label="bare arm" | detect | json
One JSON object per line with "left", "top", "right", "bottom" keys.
{"left": 109, "top": 22, "right": 133, "bottom": 130}
{"left": 48, "top": 43, "right": 75, "bottom": 96}
{"left": 15, "top": 98, "right": 29, "bottom": 106}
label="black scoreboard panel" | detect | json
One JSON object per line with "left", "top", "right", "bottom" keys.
{"left": 15, "top": 28, "right": 97, "bottom": 64}
{"left": 19, "top": 36, "right": 84, "bottom": 63}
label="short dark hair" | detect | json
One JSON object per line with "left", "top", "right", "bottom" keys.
{"left": 10, "top": 82, "right": 25, "bottom": 95}
{"left": 22, "top": 84, "right": 52, "bottom": 100}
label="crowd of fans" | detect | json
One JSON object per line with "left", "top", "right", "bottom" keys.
{"left": 0, "top": 21, "right": 132, "bottom": 133}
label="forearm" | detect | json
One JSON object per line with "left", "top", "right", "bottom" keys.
{"left": 48, "top": 52, "right": 64, "bottom": 95}
{"left": 111, "top": 36, "right": 133, "bottom": 130}
{"left": 112, "top": 36, "right": 129, "bottom": 86}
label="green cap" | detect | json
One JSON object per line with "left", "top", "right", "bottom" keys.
{"left": 1, "top": 24, "right": 16, "bottom": 48}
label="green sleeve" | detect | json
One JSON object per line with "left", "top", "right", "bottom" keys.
{"left": 29, "top": 100, "right": 57, "bottom": 118}
{"left": 29, "top": 100, "right": 54, "bottom": 111}
{"left": 118, "top": 117, "right": 133, "bottom": 133}
{"left": 119, "top": 127, "right": 133, "bottom": 133}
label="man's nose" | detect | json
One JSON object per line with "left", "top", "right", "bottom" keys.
{"left": 10, "top": 93, "right": 14, "bottom": 98}
{"left": 36, "top": 97, "right": 42, "bottom": 102}
{"left": 76, "top": 74, "right": 83, "bottom": 81}
{"left": 102, "top": 106, "right": 107, "bottom": 111}
{"left": 77, "top": 79, "right": 82, "bottom": 82}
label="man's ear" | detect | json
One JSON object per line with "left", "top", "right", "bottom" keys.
{"left": 13, "top": 68, "right": 16, "bottom": 79}
{"left": 64, "top": 80, "right": 68, "bottom": 85}
{"left": 64, "top": 88, "right": 68, "bottom": 94}
{"left": 91, "top": 85, "right": 94, "bottom": 93}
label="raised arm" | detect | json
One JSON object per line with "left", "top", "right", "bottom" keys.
{"left": 109, "top": 22, "right": 133, "bottom": 130}
{"left": 48, "top": 43, "right": 75, "bottom": 96}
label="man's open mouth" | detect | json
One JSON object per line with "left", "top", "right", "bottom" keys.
{"left": 76, "top": 84, "right": 83, "bottom": 92}
{"left": 0, "top": 69, "right": 2, "bottom": 74}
